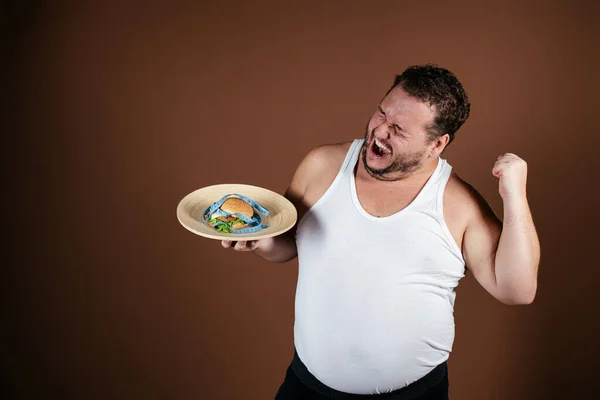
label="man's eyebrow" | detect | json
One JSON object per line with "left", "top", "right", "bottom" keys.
{"left": 378, "top": 106, "right": 405, "bottom": 131}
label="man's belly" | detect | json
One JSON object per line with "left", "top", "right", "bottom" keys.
{"left": 293, "top": 280, "right": 456, "bottom": 395}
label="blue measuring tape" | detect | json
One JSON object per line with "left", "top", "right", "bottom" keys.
{"left": 203, "top": 194, "right": 270, "bottom": 234}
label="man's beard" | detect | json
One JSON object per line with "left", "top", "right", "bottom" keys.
{"left": 361, "top": 131, "right": 425, "bottom": 181}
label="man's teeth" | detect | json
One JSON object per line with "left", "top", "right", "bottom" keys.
{"left": 374, "top": 138, "right": 392, "bottom": 154}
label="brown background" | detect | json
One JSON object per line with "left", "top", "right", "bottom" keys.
{"left": 5, "top": 0, "right": 600, "bottom": 399}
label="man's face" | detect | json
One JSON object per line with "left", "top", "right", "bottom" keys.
{"left": 362, "top": 85, "right": 437, "bottom": 181}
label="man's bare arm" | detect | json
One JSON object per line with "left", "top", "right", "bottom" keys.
{"left": 462, "top": 154, "right": 540, "bottom": 305}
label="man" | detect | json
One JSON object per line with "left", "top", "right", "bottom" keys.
{"left": 222, "top": 65, "right": 540, "bottom": 399}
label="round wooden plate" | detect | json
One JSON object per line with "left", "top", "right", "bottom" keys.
{"left": 177, "top": 184, "right": 297, "bottom": 241}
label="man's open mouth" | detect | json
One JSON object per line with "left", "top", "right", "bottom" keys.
{"left": 372, "top": 138, "right": 392, "bottom": 157}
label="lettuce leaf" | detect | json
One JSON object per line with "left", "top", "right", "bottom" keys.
{"left": 217, "top": 224, "right": 232, "bottom": 233}
{"left": 210, "top": 217, "right": 247, "bottom": 233}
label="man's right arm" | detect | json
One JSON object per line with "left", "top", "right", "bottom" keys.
{"left": 221, "top": 145, "right": 329, "bottom": 262}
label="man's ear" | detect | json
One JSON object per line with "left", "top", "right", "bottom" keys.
{"left": 430, "top": 134, "right": 450, "bottom": 158}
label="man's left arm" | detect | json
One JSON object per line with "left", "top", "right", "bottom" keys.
{"left": 463, "top": 153, "right": 541, "bottom": 305}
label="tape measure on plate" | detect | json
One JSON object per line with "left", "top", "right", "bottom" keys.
{"left": 202, "top": 193, "right": 270, "bottom": 234}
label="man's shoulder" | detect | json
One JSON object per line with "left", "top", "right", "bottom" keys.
{"left": 290, "top": 140, "right": 355, "bottom": 189}
{"left": 298, "top": 142, "right": 352, "bottom": 175}
{"left": 445, "top": 170, "right": 495, "bottom": 220}
{"left": 300, "top": 140, "right": 354, "bottom": 172}
{"left": 446, "top": 172, "right": 474, "bottom": 200}
{"left": 291, "top": 141, "right": 355, "bottom": 207}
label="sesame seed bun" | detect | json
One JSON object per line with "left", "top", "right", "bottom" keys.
{"left": 209, "top": 196, "right": 254, "bottom": 223}
{"left": 220, "top": 197, "right": 254, "bottom": 218}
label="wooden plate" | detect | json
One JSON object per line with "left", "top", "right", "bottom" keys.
{"left": 177, "top": 184, "right": 297, "bottom": 241}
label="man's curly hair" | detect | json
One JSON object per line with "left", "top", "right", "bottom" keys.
{"left": 389, "top": 64, "right": 470, "bottom": 145}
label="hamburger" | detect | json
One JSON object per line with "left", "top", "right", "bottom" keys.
{"left": 207, "top": 196, "right": 254, "bottom": 233}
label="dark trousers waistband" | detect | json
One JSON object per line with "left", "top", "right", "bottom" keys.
{"left": 290, "top": 350, "right": 448, "bottom": 399}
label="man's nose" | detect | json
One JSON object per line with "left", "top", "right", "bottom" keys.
{"left": 373, "top": 122, "right": 392, "bottom": 139}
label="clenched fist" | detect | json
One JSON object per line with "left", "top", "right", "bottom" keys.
{"left": 492, "top": 153, "right": 528, "bottom": 199}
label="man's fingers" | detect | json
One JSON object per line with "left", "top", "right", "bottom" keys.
{"left": 232, "top": 240, "right": 260, "bottom": 251}
{"left": 222, "top": 240, "right": 260, "bottom": 251}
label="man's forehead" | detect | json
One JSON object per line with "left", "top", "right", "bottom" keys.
{"left": 381, "top": 88, "right": 434, "bottom": 121}
{"left": 382, "top": 98, "right": 414, "bottom": 114}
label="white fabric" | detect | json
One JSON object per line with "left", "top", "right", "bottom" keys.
{"left": 294, "top": 138, "right": 466, "bottom": 395}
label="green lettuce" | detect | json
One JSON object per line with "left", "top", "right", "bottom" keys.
{"left": 209, "top": 217, "right": 247, "bottom": 233}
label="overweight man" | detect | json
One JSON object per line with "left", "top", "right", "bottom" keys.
{"left": 222, "top": 64, "right": 540, "bottom": 400}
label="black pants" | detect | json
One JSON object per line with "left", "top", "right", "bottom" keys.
{"left": 275, "top": 350, "right": 449, "bottom": 400}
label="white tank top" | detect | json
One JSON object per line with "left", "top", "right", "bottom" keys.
{"left": 294, "top": 139, "right": 466, "bottom": 395}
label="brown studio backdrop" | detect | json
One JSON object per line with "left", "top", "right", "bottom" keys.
{"left": 5, "top": 0, "right": 600, "bottom": 399}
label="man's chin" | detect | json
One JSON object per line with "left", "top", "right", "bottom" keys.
{"left": 366, "top": 149, "right": 396, "bottom": 169}
{"left": 364, "top": 161, "right": 394, "bottom": 179}
{"left": 364, "top": 156, "right": 423, "bottom": 181}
